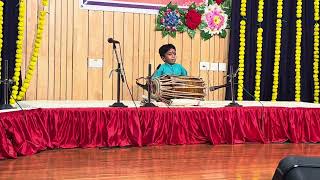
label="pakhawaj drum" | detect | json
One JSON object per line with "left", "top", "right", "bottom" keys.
{"left": 151, "top": 75, "right": 206, "bottom": 100}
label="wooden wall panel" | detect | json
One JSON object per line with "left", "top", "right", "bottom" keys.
{"left": 22, "top": 1, "right": 230, "bottom": 101}
{"left": 149, "top": 15, "right": 156, "bottom": 72}
{"left": 72, "top": 0, "right": 88, "bottom": 100}
{"left": 191, "top": 33, "right": 201, "bottom": 78}
{"left": 37, "top": 3, "right": 49, "bottom": 100}
{"left": 182, "top": 33, "right": 192, "bottom": 74}
{"left": 66, "top": 0, "right": 74, "bottom": 100}
{"left": 212, "top": 36, "right": 219, "bottom": 100}
{"left": 54, "top": 0, "right": 62, "bottom": 100}
{"left": 132, "top": 14, "right": 140, "bottom": 100}
{"left": 60, "top": 0, "right": 68, "bottom": 100}
{"left": 208, "top": 37, "right": 215, "bottom": 100}
{"left": 200, "top": 40, "right": 210, "bottom": 100}
{"left": 88, "top": 11, "right": 103, "bottom": 100}
{"left": 140, "top": 14, "right": 147, "bottom": 97}
{"left": 103, "top": 12, "right": 114, "bottom": 100}
{"left": 47, "top": 0, "right": 55, "bottom": 100}
{"left": 123, "top": 13, "right": 134, "bottom": 101}
{"left": 25, "top": 0, "right": 38, "bottom": 100}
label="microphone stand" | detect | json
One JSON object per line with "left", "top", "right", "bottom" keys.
{"left": 226, "top": 65, "right": 241, "bottom": 107}
{"left": 0, "top": 60, "right": 14, "bottom": 110}
{"left": 142, "top": 64, "right": 157, "bottom": 107}
{"left": 209, "top": 65, "right": 241, "bottom": 107}
{"left": 109, "top": 42, "right": 127, "bottom": 107}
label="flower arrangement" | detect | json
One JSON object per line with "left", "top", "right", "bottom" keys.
{"left": 254, "top": 0, "right": 265, "bottom": 101}
{"left": 200, "top": 3, "right": 228, "bottom": 39}
{"left": 294, "top": 0, "right": 302, "bottom": 102}
{"left": 237, "top": 0, "right": 247, "bottom": 101}
{"left": 156, "top": 2, "right": 185, "bottom": 38}
{"left": 314, "top": 0, "right": 319, "bottom": 103}
{"left": 214, "top": 0, "right": 223, "bottom": 5}
{"left": 10, "top": 0, "right": 49, "bottom": 104}
{"left": 271, "top": 0, "right": 283, "bottom": 101}
{"left": 0, "top": 1, "right": 4, "bottom": 84}
{"left": 185, "top": 9, "right": 201, "bottom": 30}
{"left": 156, "top": 0, "right": 231, "bottom": 40}
{"left": 184, "top": 3, "right": 204, "bottom": 38}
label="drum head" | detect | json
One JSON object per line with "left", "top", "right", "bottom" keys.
{"left": 151, "top": 78, "right": 161, "bottom": 97}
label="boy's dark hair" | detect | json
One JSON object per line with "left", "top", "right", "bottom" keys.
{"left": 159, "top": 44, "right": 176, "bottom": 58}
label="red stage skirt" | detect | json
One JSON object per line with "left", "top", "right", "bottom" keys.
{"left": 1, "top": 107, "right": 320, "bottom": 159}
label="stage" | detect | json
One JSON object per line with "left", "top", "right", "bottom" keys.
{"left": 1, "top": 100, "right": 320, "bottom": 159}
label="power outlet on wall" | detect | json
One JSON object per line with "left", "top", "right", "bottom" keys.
{"left": 219, "top": 63, "right": 227, "bottom": 72}
{"left": 210, "top": 63, "right": 219, "bottom": 71}
{"left": 200, "top": 61, "right": 210, "bottom": 71}
{"left": 88, "top": 58, "right": 103, "bottom": 68}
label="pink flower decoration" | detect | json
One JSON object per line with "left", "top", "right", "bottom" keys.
{"left": 201, "top": 4, "right": 228, "bottom": 35}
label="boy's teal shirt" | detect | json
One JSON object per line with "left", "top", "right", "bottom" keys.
{"left": 152, "top": 63, "right": 187, "bottom": 79}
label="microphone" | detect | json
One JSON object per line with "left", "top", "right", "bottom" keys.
{"left": 107, "top": 38, "right": 119, "bottom": 44}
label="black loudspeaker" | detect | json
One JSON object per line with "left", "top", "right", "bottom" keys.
{"left": 273, "top": 156, "right": 320, "bottom": 180}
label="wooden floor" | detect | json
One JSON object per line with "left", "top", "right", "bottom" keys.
{"left": 1, "top": 144, "right": 320, "bottom": 179}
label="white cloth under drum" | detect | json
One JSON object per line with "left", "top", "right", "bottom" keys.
{"left": 169, "top": 99, "right": 201, "bottom": 106}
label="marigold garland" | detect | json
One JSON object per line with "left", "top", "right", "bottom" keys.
{"left": 271, "top": 0, "right": 283, "bottom": 101}
{"left": 10, "top": 0, "right": 25, "bottom": 102}
{"left": 315, "top": 0, "right": 320, "bottom": 22}
{"left": 237, "top": 0, "right": 247, "bottom": 101}
{"left": 294, "top": 0, "right": 303, "bottom": 102}
{"left": 240, "top": 0, "right": 246, "bottom": 17}
{"left": 0, "top": 1, "right": 4, "bottom": 84}
{"left": 10, "top": 0, "right": 48, "bottom": 104}
{"left": 254, "top": 0, "right": 264, "bottom": 101}
{"left": 313, "top": 0, "right": 320, "bottom": 103}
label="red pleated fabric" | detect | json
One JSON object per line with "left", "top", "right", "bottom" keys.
{"left": 1, "top": 107, "right": 320, "bottom": 159}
